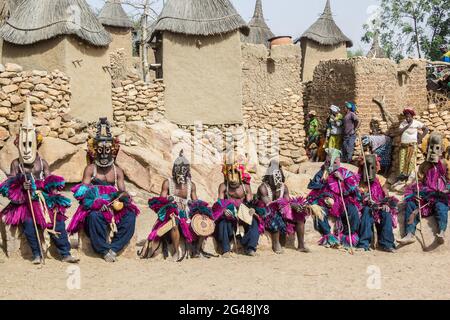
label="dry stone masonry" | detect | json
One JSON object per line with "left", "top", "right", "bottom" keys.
{"left": 241, "top": 44, "right": 307, "bottom": 170}
{"left": 0, "top": 63, "right": 91, "bottom": 148}
{"left": 112, "top": 76, "right": 165, "bottom": 127}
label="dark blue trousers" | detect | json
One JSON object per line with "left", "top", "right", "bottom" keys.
{"left": 23, "top": 219, "right": 71, "bottom": 259}
{"left": 240, "top": 218, "right": 260, "bottom": 252}
{"left": 358, "top": 206, "right": 395, "bottom": 250}
{"left": 405, "top": 200, "right": 448, "bottom": 234}
{"left": 216, "top": 219, "right": 234, "bottom": 254}
{"left": 85, "top": 211, "right": 136, "bottom": 255}
{"left": 314, "top": 204, "right": 360, "bottom": 236}
{"left": 342, "top": 134, "right": 357, "bottom": 163}
{"left": 216, "top": 218, "right": 260, "bottom": 253}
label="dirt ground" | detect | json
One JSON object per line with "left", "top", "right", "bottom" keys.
{"left": 1, "top": 185, "right": 449, "bottom": 300}
{"left": 1, "top": 234, "right": 449, "bottom": 300}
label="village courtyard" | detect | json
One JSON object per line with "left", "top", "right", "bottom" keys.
{"left": 0, "top": 0, "right": 449, "bottom": 300}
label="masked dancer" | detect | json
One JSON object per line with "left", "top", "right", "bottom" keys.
{"left": 0, "top": 101, "right": 77, "bottom": 264}
{"left": 67, "top": 118, "right": 140, "bottom": 262}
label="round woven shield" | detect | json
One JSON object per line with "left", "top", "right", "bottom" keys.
{"left": 191, "top": 214, "right": 215, "bottom": 237}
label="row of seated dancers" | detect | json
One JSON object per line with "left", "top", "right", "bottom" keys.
{"left": 1, "top": 114, "right": 447, "bottom": 264}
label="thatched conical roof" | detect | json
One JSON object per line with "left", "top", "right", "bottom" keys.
{"left": 241, "top": 0, "right": 274, "bottom": 47}
{"left": 0, "top": 0, "right": 111, "bottom": 46}
{"left": 295, "top": 0, "right": 352, "bottom": 47}
{"left": 150, "top": 0, "right": 249, "bottom": 39}
{"left": 367, "top": 32, "right": 386, "bottom": 58}
{"left": 98, "top": 0, "right": 133, "bottom": 29}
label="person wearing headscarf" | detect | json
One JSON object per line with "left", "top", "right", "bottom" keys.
{"left": 306, "top": 110, "right": 321, "bottom": 161}
{"left": 342, "top": 102, "right": 360, "bottom": 163}
{"left": 396, "top": 108, "right": 429, "bottom": 182}
{"left": 307, "top": 148, "right": 361, "bottom": 249}
{"left": 256, "top": 160, "right": 310, "bottom": 254}
{"left": 440, "top": 45, "right": 450, "bottom": 63}
{"left": 0, "top": 101, "right": 78, "bottom": 264}
{"left": 67, "top": 118, "right": 140, "bottom": 263}
{"left": 325, "top": 105, "right": 343, "bottom": 150}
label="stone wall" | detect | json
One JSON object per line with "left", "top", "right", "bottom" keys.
{"left": 112, "top": 75, "right": 165, "bottom": 127}
{"left": 307, "top": 57, "right": 428, "bottom": 133}
{"left": 0, "top": 62, "right": 90, "bottom": 147}
{"left": 241, "top": 44, "right": 307, "bottom": 171}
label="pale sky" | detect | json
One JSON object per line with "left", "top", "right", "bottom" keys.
{"left": 88, "top": 0, "right": 381, "bottom": 52}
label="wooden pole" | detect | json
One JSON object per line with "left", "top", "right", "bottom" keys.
{"left": 338, "top": 181, "right": 354, "bottom": 255}
{"left": 358, "top": 135, "right": 378, "bottom": 250}
{"left": 413, "top": 147, "right": 426, "bottom": 248}
{"left": 20, "top": 165, "right": 45, "bottom": 265}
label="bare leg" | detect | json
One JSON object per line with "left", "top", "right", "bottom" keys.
{"left": 296, "top": 221, "right": 310, "bottom": 253}
{"left": 171, "top": 227, "right": 181, "bottom": 261}
{"left": 193, "top": 237, "right": 205, "bottom": 258}
{"left": 271, "top": 232, "right": 283, "bottom": 254}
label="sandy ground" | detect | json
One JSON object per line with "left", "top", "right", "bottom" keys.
{"left": 1, "top": 184, "right": 450, "bottom": 300}
{"left": 1, "top": 244, "right": 450, "bottom": 300}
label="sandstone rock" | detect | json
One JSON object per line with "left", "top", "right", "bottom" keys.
{"left": 38, "top": 137, "right": 79, "bottom": 166}
{"left": 32, "top": 70, "right": 48, "bottom": 77}
{"left": 0, "top": 101, "right": 11, "bottom": 107}
{"left": 5, "top": 63, "right": 23, "bottom": 73}
{"left": 0, "top": 127, "right": 10, "bottom": 141}
{"left": 0, "top": 107, "right": 9, "bottom": 117}
{"left": 0, "top": 138, "right": 18, "bottom": 173}
{"left": 0, "top": 78, "right": 11, "bottom": 85}
{"left": 10, "top": 95, "right": 22, "bottom": 105}
{"left": 68, "top": 133, "right": 88, "bottom": 145}
{"left": 2, "top": 84, "right": 19, "bottom": 94}
{"left": 52, "top": 149, "right": 86, "bottom": 183}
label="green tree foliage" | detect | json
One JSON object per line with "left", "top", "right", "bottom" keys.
{"left": 347, "top": 49, "right": 365, "bottom": 58}
{"left": 362, "top": 0, "right": 449, "bottom": 61}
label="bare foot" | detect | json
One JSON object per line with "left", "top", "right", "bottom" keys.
{"left": 222, "top": 252, "right": 232, "bottom": 258}
{"left": 398, "top": 233, "right": 416, "bottom": 245}
{"left": 436, "top": 231, "right": 445, "bottom": 245}
{"left": 103, "top": 251, "right": 116, "bottom": 263}
{"left": 62, "top": 255, "right": 80, "bottom": 263}
{"left": 32, "top": 256, "right": 42, "bottom": 265}
{"left": 272, "top": 242, "right": 283, "bottom": 254}
{"left": 297, "top": 247, "right": 311, "bottom": 253}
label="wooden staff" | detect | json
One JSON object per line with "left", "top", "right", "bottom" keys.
{"left": 358, "top": 135, "right": 378, "bottom": 250}
{"left": 413, "top": 149, "right": 426, "bottom": 248}
{"left": 337, "top": 180, "right": 354, "bottom": 255}
{"left": 20, "top": 164, "right": 45, "bottom": 265}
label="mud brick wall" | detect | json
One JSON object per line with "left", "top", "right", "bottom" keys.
{"left": 308, "top": 57, "right": 428, "bottom": 134}
{"left": 241, "top": 43, "right": 307, "bottom": 169}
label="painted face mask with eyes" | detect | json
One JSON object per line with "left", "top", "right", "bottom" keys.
{"left": 264, "top": 160, "right": 285, "bottom": 190}
{"left": 93, "top": 118, "right": 115, "bottom": 168}
{"left": 95, "top": 141, "right": 113, "bottom": 168}
{"left": 172, "top": 150, "right": 191, "bottom": 185}
{"left": 18, "top": 100, "right": 37, "bottom": 165}
{"left": 427, "top": 133, "right": 443, "bottom": 164}
{"left": 223, "top": 164, "right": 242, "bottom": 188}
{"left": 325, "top": 148, "right": 342, "bottom": 174}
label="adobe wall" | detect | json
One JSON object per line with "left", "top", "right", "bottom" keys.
{"left": 2, "top": 36, "right": 113, "bottom": 123}
{"left": 162, "top": 31, "right": 243, "bottom": 125}
{"left": 241, "top": 43, "right": 307, "bottom": 168}
{"left": 300, "top": 39, "right": 347, "bottom": 82}
{"left": 105, "top": 26, "right": 133, "bottom": 66}
{"left": 64, "top": 37, "right": 112, "bottom": 123}
{"left": 307, "top": 57, "right": 428, "bottom": 133}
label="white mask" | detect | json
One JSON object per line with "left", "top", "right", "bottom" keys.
{"left": 18, "top": 100, "right": 37, "bottom": 165}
